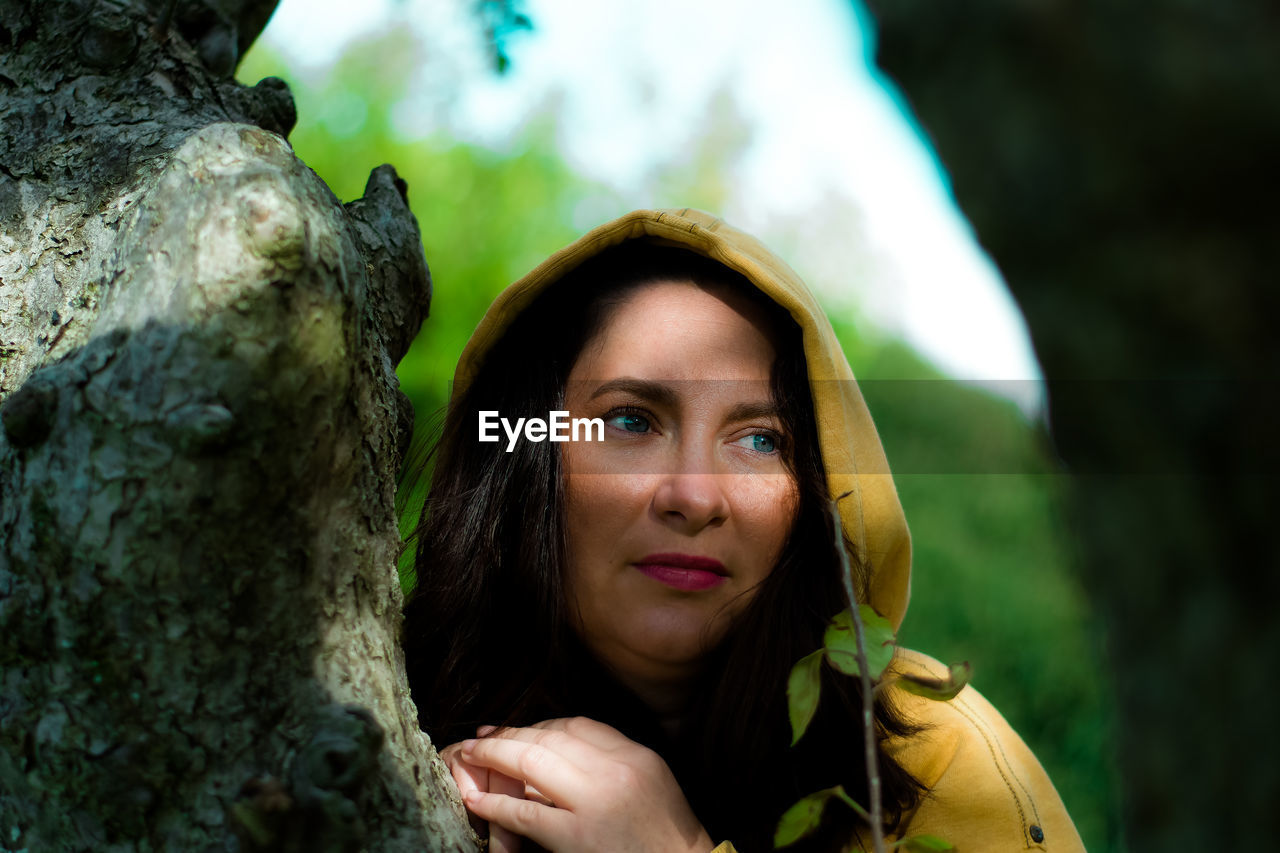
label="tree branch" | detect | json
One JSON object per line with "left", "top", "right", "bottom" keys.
{"left": 830, "top": 494, "right": 887, "bottom": 853}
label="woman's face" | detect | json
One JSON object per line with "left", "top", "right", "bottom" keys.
{"left": 561, "top": 279, "right": 799, "bottom": 699}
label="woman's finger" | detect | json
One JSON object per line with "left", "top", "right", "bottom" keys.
{"left": 443, "top": 742, "right": 528, "bottom": 848}
{"left": 478, "top": 723, "right": 606, "bottom": 770}
{"left": 461, "top": 737, "right": 588, "bottom": 806}
{"left": 527, "top": 716, "right": 631, "bottom": 751}
{"left": 442, "top": 745, "right": 485, "bottom": 798}
{"left": 487, "top": 771, "right": 526, "bottom": 853}
{"left": 441, "top": 748, "right": 491, "bottom": 835}
{"left": 464, "top": 789, "right": 575, "bottom": 852}
{"left": 523, "top": 782, "right": 555, "bottom": 807}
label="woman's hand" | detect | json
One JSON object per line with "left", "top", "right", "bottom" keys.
{"left": 448, "top": 716, "right": 715, "bottom": 853}
{"left": 440, "top": 737, "right": 531, "bottom": 853}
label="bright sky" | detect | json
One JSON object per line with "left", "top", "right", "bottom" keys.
{"left": 255, "top": 0, "right": 1044, "bottom": 404}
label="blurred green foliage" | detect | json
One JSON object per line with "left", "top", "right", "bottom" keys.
{"left": 850, "top": 336, "right": 1120, "bottom": 850}
{"left": 240, "top": 28, "right": 1117, "bottom": 851}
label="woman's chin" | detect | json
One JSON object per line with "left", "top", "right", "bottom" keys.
{"left": 610, "top": 619, "right": 728, "bottom": 673}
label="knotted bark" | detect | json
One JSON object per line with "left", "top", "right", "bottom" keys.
{"left": 0, "top": 2, "right": 477, "bottom": 849}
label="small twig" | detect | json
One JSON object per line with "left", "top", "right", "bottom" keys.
{"left": 829, "top": 494, "right": 886, "bottom": 853}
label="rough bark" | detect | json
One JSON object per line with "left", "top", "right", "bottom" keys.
{"left": 0, "top": 2, "right": 478, "bottom": 850}
{"left": 863, "top": 0, "right": 1280, "bottom": 848}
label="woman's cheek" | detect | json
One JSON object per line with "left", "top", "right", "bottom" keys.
{"left": 732, "top": 473, "right": 798, "bottom": 534}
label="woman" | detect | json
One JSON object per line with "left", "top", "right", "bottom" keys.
{"left": 402, "top": 209, "right": 1083, "bottom": 852}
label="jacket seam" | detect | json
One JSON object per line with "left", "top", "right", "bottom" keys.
{"left": 949, "top": 697, "right": 1032, "bottom": 848}
{"left": 956, "top": 693, "right": 1043, "bottom": 829}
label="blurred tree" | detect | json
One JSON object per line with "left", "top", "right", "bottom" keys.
{"left": 0, "top": 1, "right": 477, "bottom": 849}
{"left": 862, "top": 0, "right": 1280, "bottom": 849}
{"left": 474, "top": 0, "right": 533, "bottom": 74}
{"left": 643, "top": 83, "right": 754, "bottom": 215}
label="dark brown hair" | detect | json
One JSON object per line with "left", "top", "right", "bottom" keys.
{"left": 402, "top": 242, "right": 923, "bottom": 851}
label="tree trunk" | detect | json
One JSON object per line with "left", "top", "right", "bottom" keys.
{"left": 0, "top": 2, "right": 479, "bottom": 850}
{"left": 863, "top": 0, "right": 1280, "bottom": 848}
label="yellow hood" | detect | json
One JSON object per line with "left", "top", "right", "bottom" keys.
{"left": 453, "top": 208, "right": 912, "bottom": 629}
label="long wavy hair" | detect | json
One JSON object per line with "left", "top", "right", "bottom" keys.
{"left": 401, "top": 242, "right": 923, "bottom": 852}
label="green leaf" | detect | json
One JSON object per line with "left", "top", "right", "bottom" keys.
{"left": 787, "top": 649, "right": 824, "bottom": 746}
{"left": 831, "top": 786, "right": 870, "bottom": 822}
{"left": 774, "top": 786, "right": 840, "bottom": 848}
{"left": 890, "top": 833, "right": 955, "bottom": 851}
{"left": 823, "top": 605, "right": 896, "bottom": 680}
{"left": 894, "top": 662, "right": 973, "bottom": 702}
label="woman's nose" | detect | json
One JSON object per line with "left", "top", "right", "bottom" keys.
{"left": 652, "top": 472, "right": 731, "bottom": 533}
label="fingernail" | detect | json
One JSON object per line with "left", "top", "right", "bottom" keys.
{"left": 477, "top": 725, "right": 497, "bottom": 737}
{"left": 460, "top": 738, "right": 477, "bottom": 752}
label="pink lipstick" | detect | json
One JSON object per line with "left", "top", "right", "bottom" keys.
{"left": 634, "top": 553, "right": 727, "bottom": 591}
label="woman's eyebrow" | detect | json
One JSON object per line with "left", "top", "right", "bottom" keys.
{"left": 725, "top": 400, "right": 781, "bottom": 422}
{"left": 586, "top": 378, "right": 778, "bottom": 420}
{"left": 586, "top": 377, "right": 680, "bottom": 408}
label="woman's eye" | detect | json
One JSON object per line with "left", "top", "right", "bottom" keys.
{"left": 606, "top": 413, "right": 651, "bottom": 433}
{"left": 734, "top": 433, "right": 780, "bottom": 454}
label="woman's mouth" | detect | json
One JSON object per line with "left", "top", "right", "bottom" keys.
{"left": 633, "top": 553, "right": 728, "bottom": 591}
